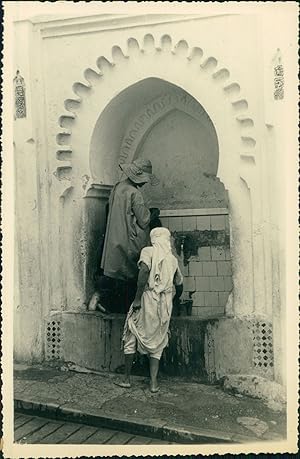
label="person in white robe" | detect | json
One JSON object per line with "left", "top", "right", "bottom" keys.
{"left": 117, "top": 227, "right": 183, "bottom": 392}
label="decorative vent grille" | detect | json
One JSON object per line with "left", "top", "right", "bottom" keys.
{"left": 45, "top": 320, "right": 62, "bottom": 360}
{"left": 274, "top": 64, "right": 284, "bottom": 100}
{"left": 14, "top": 70, "right": 26, "bottom": 119}
{"left": 253, "top": 321, "right": 273, "bottom": 369}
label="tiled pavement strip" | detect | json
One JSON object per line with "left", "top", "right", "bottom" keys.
{"left": 14, "top": 413, "right": 174, "bottom": 445}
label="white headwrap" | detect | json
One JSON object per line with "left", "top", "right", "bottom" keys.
{"left": 148, "top": 227, "right": 173, "bottom": 298}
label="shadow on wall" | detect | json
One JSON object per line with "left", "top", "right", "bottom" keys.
{"left": 84, "top": 78, "right": 229, "bottom": 310}
{"left": 89, "top": 77, "right": 227, "bottom": 210}
{"left": 137, "top": 107, "right": 227, "bottom": 209}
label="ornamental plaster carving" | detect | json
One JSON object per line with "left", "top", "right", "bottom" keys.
{"left": 55, "top": 33, "right": 257, "bottom": 197}
{"left": 119, "top": 91, "right": 213, "bottom": 166}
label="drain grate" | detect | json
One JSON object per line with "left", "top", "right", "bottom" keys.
{"left": 253, "top": 321, "right": 273, "bottom": 369}
{"left": 45, "top": 320, "right": 62, "bottom": 361}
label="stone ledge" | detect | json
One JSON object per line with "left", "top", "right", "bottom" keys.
{"left": 160, "top": 208, "right": 229, "bottom": 217}
{"left": 61, "top": 310, "right": 223, "bottom": 322}
{"left": 60, "top": 312, "right": 222, "bottom": 377}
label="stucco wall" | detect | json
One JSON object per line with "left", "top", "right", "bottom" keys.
{"left": 13, "top": 21, "right": 44, "bottom": 362}
{"left": 46, "top": 17, "right": 259, "bottom": 318}
{"left": 12, "top": 8, "right": 297, "bottom": 390}
{"left": 205, "top": 318, "right": 275, "bottom": 383}
{"left": 46, "top": 16, "right": 260, "bottom": 322}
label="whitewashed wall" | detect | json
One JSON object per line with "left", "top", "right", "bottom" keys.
{"left": 13, "top": 11, "right": 296, "bottom": 387}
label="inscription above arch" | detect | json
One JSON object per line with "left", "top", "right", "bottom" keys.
{"left": 119, "top": 90, "right": 213, "bottom": 165}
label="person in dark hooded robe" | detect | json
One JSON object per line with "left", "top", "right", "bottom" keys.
{"left": 89, "top": 158, "right": 160, "bottom": 314}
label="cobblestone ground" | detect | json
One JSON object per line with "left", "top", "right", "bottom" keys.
{"left": 14, "top": 365, "right": 286, "bottom": 443}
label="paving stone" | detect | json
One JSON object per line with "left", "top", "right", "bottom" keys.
{"left": 61, "top": 425, "right": 99, "bottom": 444}
{"left": 262, "top": 431, "right": 284, "bottom": 441}
{"left": 267, "top": 400, "right": 285, "bottom": 412}
{"left": 15, "top": 417, "right": 49, "bottom": 442}
{"left": 230, "top": 433, "right": 258, "bottom": 443}
{"left": 105, "top": 430, "right": 135, "bottom": 444}
{"left": 236, "top": 416, "right": 269, "bottom": 438}
{"left": 83, "top": 427, "right": 117, "bottom": 444}
{"left": 24, "top": 421, "right": 63, "bottom": 444}
{"left": 14, "top": 414, "right": 34, "bottom": 429}
{"left": 127, "top": 435, "right": 153, "bottom": 444}
{"left": 224, "top": 374, "right": 286, "bottom": 409}
{"left": 40, "top": 422, "right": 82, "bottom": 444}
{"left": 14, "top": 365, "right": 287, "bottom": 443}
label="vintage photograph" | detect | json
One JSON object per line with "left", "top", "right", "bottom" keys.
{"left": 3, "top": 1, "right": 299, "bottom": 457}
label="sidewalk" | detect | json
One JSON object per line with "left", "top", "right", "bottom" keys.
{"left": 14, "top": 364, "right": 286, "bottom": 444}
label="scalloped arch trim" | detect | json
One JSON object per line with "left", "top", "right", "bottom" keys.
{"left": 55, "top": 34, "right": 256, "bottom": 184}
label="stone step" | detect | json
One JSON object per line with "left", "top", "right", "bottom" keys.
{"left": 50, "top": 311, "right": 220, "bottom": 379}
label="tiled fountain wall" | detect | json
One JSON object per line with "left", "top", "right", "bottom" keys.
{"left": 160, "top": 208, "right": 232, "bottom": 318}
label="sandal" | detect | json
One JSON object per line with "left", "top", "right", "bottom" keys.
{"left": 150, "top": 386, "right": 160, "bottom": 393}
{"left": 97, "top": 304, "right": 109, "bottom": 313}
{"left": 114, "top": 381, "right": 131, "bottom": 388}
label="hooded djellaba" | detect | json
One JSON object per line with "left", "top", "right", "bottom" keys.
{"left": 100, "top": 158, "right": 160, "bottom": 282}
{"left": 86, "top": 158, "right": 161, "bottom": 314}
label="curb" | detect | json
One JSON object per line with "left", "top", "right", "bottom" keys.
{"left": 14, "top": 397, "right": 258, "bottom": 444}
